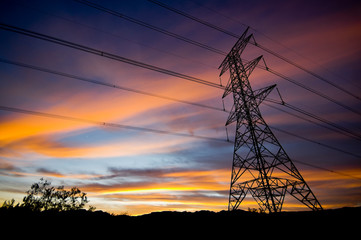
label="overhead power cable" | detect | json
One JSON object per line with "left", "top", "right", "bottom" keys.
{"left": 271, "top": 125, "right": 361, "bottom": 159}
{"left": 292, "top": 159, "right": 361, "bottom": 181}
{"left": 73, "top": 1, "right": 361, "bottom": 117}
{"left": 147, "top": 0, "right": 361, "bottom": 102}
{"left": 0, "top": 22, "right": 223, "bottom": 90}
{"left": 0, "top": 105, "right": 229, "bottom": 143}
{"left": 263, "top": 102, "right": 360, "bottom": 142}
{"left": 253, "top": 40, "right": 361, "bottom": 102}
{"left": 73, "top": 0, "right": 226, "bottom": 56}
{"left": 148, "top": 0, "right": 240, "bottom": 38}
{"left": 0, "top": 58, "right": 224, "bottom": 112}
{"left": 264, "top": 67, "right": 361, "bottom": 117}
{"left": 13, "top": 0, "right": 216, "bottom": 71}
{"left": 265, "top": 98, "right": 361, "bottom": 142}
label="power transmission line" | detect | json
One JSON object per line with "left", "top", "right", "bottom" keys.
{"left": 73, "top": 0, "right": 226, "bottom": 55}
{"left": 13, "top": 0, "right": 216, "bottom": 71}
{"left": 253, "top": 40, "right": 361, "bottom": 102}
{"left": 265, "top": 99, "right": 361, "bottom": 142}
{"left": 0, "top": 22, "right": 223, "bottom": 90}
{"left": 147, "top": 0, "right": 361, "bottom": 102}
{"left": 0, "top": 58, "right": 224, "bottom": 112}
{"left": 264, "top": 67, "right": 361, "bottom": 117}
{"left": 72, "top": 1, "right": 361, "bottom": 117}
{"left": 263, "top": 102, "right": 361, "bottom": 142}
{"left": 292, "top": 159, "right": 361, "bottom": 181}
{"left": 147, "top": 0, "right": 239, "bottom": 39}
{"left": 270, "top": 126, "right": 361, "bottom": 159}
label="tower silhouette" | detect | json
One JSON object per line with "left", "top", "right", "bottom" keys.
{"left": 220, "top": 28, "right": 322, "bottom": 213}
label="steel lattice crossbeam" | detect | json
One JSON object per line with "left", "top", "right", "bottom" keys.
{"left": 220, "top": 27, "right": 322, "bottom": 213}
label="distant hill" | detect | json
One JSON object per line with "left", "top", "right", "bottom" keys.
{"left": 1, "top": 206, "right": 359, "bottom": 234}
{"left": 2, "top": 206, "right": 360, "bottom": 219}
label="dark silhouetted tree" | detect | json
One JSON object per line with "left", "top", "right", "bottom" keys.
{"left": 21, "top": 178, "right": 89, "bottom": 212}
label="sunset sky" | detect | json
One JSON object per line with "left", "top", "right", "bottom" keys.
{"left": 0, "top": 0, "right": 360, "bottom": 215}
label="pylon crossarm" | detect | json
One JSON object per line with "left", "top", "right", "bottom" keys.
{"left": 253, "top": 84, "right": 277, "bottom": 106}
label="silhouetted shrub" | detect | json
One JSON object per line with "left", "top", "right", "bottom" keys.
{"left": 3, "top": 178, "right": 89, "bottom": 212}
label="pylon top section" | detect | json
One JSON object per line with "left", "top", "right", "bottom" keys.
{"left": 219, "top": 27, "right": 252, "bottom": 77}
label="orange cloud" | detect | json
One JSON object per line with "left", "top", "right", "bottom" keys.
{"left": 80, "top": 167, "right": 279, "bottom": 215}
{"left": 0, "top": 73, "right": 221, "bottom": 159}
{"left": 90, "top": 171, "right": 229, "bottom": 196}
{"left": 78, "top": 165, "right": 361, "bottom": 215}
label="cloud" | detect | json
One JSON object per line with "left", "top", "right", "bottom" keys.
{"left": 78, "top": 164, "right": 361, "bottom": 215}
{"left": 0, "top": 65, "right": 223, "bottom": 159}
{"left": 35, "top": 167, "right": 104, "bottom": 180}
{"left": 84, "top": 167, "right": 230, "bottom": 194}
{"left": 80, "top": 167, "right": 230, "bottom": 214}
{"left": 0, "top": 131, "right": 194, "bottom": 159}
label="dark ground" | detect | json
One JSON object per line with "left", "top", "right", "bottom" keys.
{"left": 1, "top": 207, "right": 359, "bottom": 236}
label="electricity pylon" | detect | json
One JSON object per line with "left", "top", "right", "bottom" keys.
{"left": 220, "top": 27, "right": 322, "bottom": 213}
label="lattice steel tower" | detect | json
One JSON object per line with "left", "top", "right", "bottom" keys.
{"left": 220, "top": 28, "right": 322, "bottom": 213}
